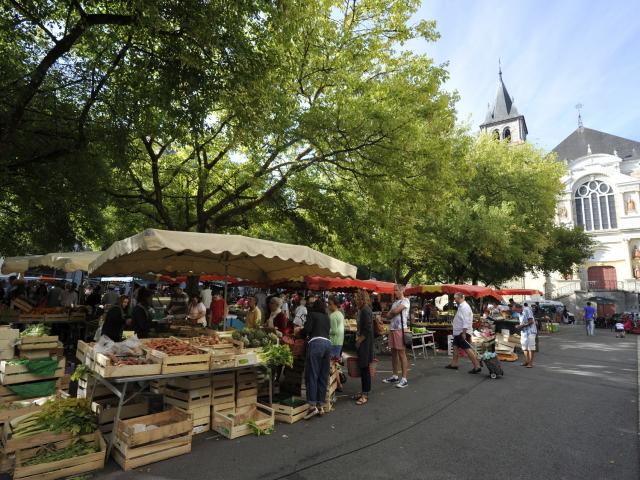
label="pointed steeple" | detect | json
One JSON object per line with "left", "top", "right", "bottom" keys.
{"left": 484, "top": 64, "right": 519, "bottom": 124}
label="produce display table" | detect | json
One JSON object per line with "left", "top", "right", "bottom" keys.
{"left": 89, "top": 363, "right": 273, "bottom": 458}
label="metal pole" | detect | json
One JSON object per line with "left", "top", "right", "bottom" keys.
{"left": 222, "top": 264, "right": 229, "bottom": 331}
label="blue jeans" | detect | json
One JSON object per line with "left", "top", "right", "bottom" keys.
{"left": 586, "top": 320, "right": 595, "bottom": 336}
{"left": 305, "top": 339, "right": 332, "bottom": 406}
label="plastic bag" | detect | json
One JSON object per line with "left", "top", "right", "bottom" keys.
{"left": 94, "top": 334, "right": 144, "bottom": 357}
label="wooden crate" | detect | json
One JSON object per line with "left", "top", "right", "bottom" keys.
{"left": 113, "top": 408, "right": 193, "bottom": 470}
{"left": 92, "top": 398, "right": 149, "bottom": 434}
{"left": 167, "top": 374, "right": 210, "bottom": 390}
{"left": 77, "top": 376, "right": 112, "bottom": 400}
{"left": 93, "top": 352, "right": 162, "bottom": 378}
{"left": 175, "top": 405, "right": 210, "bottom": 433}
{"left": 0, "top": 398, "right": 44, "bottom": 423}
{"left": 164, "top": 385, "right": 211, "bottom": 410}
{"left": 211, "top": 372, "right": 235, "bottom": 411}
{"left": 0, "top": 358, "right": 65, "bottom": 385}
{"left": 150, "top": 379, "right": 166, "bottom": 395}
{"left": 11, "top": 299, "right": 33, "bottom": 313}
{"left": 146, "top": 349, "right": 210, "bottom": 374}
{"left": 236, "top": 376, "right": 258, "bottom": 408}
{"left": 113, "top": 434, "right": 191, "bottom": 471}
{"left": 2, "top": 421, "right": 77, "bottom": 453}
{"left": 0, "top": 451, "right": 14, "bottom": 474}
{"left": 13, "top": 431, "right": 105, "bottom": 480}
{"left": 273, "top": 397, "right": 308, "bottom": 424}
{"left": 115, "top": 408, "right": 192, "bottom": 448}
{"left": 19, "top": 335, "right": 59, "bottom": 349}
{"left": 234, "top": 351, "right": 258, "bottom": 367}
{"left": 44, "top": 313, "right": 69, "bottom": 322}
{"left": 75, "top": 340, "right": 94, "bottom": 363}
{"left": 210, "top": 352, "right": 235, "bottom": 370}
{"left": 212, "top": 403, "right": 274, "bottom": 440}
{"left": 17, "top": 314, "right": 45, "bottom": 323}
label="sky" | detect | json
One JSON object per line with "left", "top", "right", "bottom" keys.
{"left": 406, "top": 0, "right": 640, "bottom": 150}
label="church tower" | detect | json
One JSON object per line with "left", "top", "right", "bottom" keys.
{"left": 480, "top": 64, "right": 528, "bottom": 144}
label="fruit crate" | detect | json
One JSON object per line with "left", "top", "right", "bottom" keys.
{"left": 0, "top": 358, "right": 65, "bottom": 385}
{"left": 144, "top": 343, "right": 210, "bottom": 374}
{"left": 13, "top": 430, "right": 106, "bottom": 480}
{"left": 18, "top": 336, "right": 59, "bottom": 350}
{"left": 113, "top": 408, "right": 192, "bottom": 471}
{"left": 235, "top": 369, "right": 258, "bottom": 408}
{"left": 212, "top": 403, "right": 274, "bottom": 440}
{"left": 234, "top": 351, "right": 258, "bottom": 367}
{"left": 77, "top": 376, "right": 112, "bottom": 400}
{"left": 272, "top": 396, "right": 308, "bottom": 424}
{"left": 211, "top": 372, "right": 235, "bottom": 412}
{"left": 210, "top": 352, "right": 235, "bottom": 370}
{"left": 175, "top": 405, "right": 210, "bottom": 434}
{"left": 164, "top": 384, "right": 211, "bottom": 410}
{"left": 93, "top": 352, "right": 162, "bottom": 378}
{"left": 2, "top": 420, "right": 79, "bottom": 453}
{"left": 0, "top": 398, "right": 45, "bottom": 424}
{"left": 91, "top": 397, "right": 149, "bottom": 435}
{"left": 167, "top": 374, "right": 210, "bottom": 390}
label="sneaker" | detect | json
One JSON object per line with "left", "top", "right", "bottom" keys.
{"left": 304, "top": 407, "right": 319, "bottom": 420}
{"left": 382, "top": 375, "right": 399, "bottom": 384}
{"left": 444, "top": 365, "right": 458, "bottom": 370}
{"left": 468, "top": 368, "right": 482, "bottom": 374}
{"left": 395, "top": 378, "right": 409, "bottom": 388}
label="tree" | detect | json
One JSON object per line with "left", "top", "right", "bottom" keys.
{"left": 537, "top": 225, "right": 595, "bottom": 276}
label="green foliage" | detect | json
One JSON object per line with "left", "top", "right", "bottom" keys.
{"left": 23, "top": 439, "right": 98, "bottom": 466}
{"left": 70, "top": 363, "right": 91, "bottom": 383}
{"left": 537, "top": 226, "right": 595, "bottom": 276}
{"left": 262, "top": 344, "right": 293, "bottom": 369}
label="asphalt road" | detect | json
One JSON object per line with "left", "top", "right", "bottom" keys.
{"left": 97, "top": 326, "right": 639, "bottom": 480}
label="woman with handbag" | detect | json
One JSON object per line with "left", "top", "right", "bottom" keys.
{"left": 354, "top": 289, "right": 374, "bottom": 406}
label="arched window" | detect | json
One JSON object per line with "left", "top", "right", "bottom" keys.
{"left": 492, "top": 129, "right": 500, "bottom": 140}
{"left": 574, "top": 180, "right": 617, "bottom": 231}
{"left": 502, "top": 127, "right": 511, "bottom": 141}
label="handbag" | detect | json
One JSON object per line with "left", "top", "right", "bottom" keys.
{"left": 401, "top": 303, "right": 412, "bottom": 348}
{"left": 373, "top": 315, "right": 385, "bottom": 338}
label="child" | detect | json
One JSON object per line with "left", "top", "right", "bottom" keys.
{"left": 614, "top": 321, "right": 625, "bottom": 338}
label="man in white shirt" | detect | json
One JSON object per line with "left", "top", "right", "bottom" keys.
{"left": 382, "top": 284, "right": 411, "bottom": 388}
{"left": 200, "top": 283, "right": 212, "bottom": 312}
{"left": 445, "top": 293, "right": 481, "bottom": 373}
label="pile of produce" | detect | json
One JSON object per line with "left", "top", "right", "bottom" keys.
{"left": 11, "top": 398, "right": 97, "bottom": 437}
{"left": 261, "top": 344, "right": 293, "bottom": 369}
{"left": 231, "top": 329, "right": 279, "bottom": 349}
{"left": 22, "top": 439, "right": 98, "bottom": 466}
{"left": 144, "top": 338, "right": 202, "bottom": 356}
{"left": 411, "top": 326, "right": 427, "bottom": 334}
{"left": 190, "top": 335, "right": 232, "bottom": 347}
{"left": 20, "top": 324, "right": 51, "bottom": 337}
{"left": 103, "top": 354, "right": 153, "bottom": 366}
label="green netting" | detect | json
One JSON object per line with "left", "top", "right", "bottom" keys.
{"left": 8, "top": 379, "right": 57, "bottom": 398}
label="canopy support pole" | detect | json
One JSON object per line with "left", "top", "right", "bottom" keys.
{"left": 222, "top": 264, "right": 229, "bottom": 331}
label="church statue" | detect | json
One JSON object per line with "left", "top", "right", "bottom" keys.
{"left": 557, "top": 205, "right": 568, "bottom": 219}
{"left": 633, "top": 244, "right": 640, "bottom": 259}
{"left": 626, "top": 195, "right": 637, "bottom": 214}
{"left": 634, "top": 264, "right": 640, "bottom": 280}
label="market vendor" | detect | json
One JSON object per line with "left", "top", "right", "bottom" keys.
{"left": 166, "top": 285, "right": 188, "bottom": 315}
{"left": 267, "top": 296, "right": 291, "bottom": 335}
{"left": 186, "top": 294, "right": 207, "bottom": 327}
{"left": 132, "top": 287, "right": 153, "bottom": 338}
{"left": 245, "top": 296, "right": 262, "bottom": 328}
{"left": 102, "top": 295, "right": 132, "bottom": 342}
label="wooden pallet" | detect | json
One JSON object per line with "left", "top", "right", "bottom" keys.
{"left": 93, "top": 352, "right": 162, "bottom": 378}
{"left": 212, "top": 403, "right": 274, "bottom": 440}
{"left": 13, "top": 431, "right": 105, "bottom": 480}
{"left": 164, "top": 385, "right": 211, "bottom": 410}
{"left": 0, "top": 358, "right": 65, "bottom": 385}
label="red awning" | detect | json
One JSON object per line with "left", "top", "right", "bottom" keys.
{"left": 497, "top": 288, "right": 543, "bottom": 296}
{"left": 304, "top": 277, "right": 396, "bottom": 294}
{"left": 405, "top": 284, "right": 502, "bottom": 302}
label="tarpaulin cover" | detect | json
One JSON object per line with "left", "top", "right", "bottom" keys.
{"left": 8, "top": 379, "right": 57, "bottom": 398}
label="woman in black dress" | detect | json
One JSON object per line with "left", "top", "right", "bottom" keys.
{"left": 102, "top": 295, "right": 131, "bottom": 342}
{"left": 354, "top": 289, "right": 374, "bottom": 406}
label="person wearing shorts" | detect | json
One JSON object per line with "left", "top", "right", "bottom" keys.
{"left": 382, "top": 285, "right": 410, "bottom": 388}
{"left": 445, "top": 293, "right": 481, "bottom": 373}
{"left": 515, "top": 303, "right": 537, "bottom": 368}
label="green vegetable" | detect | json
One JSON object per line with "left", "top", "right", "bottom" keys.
{"left": 70, "top": 364, "right": 91, "bottom": 382}
{"left": 22, "top": 439, "right": 98, "bottom": 466}
{"left": 247, "top": 420, "right": 273, "bottom": 436}
{"left": 261, "top": 344, "right": 293, "bottom": 369}
{"left": 20, "top": 324, "right": 51, "bottom": 337}
{"left": 12, "top": 398, "right": 97, "bottom": 437}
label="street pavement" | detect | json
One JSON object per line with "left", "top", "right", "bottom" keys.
{"left": 97, "top": 326, "right": 639, "bottom": 480}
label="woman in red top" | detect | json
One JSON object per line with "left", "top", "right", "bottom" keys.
{"left": 267, "top": 296, "right": 291, "bottom": 335}
{"left": 210, "top": 292, "right": 227, "bottom": 328}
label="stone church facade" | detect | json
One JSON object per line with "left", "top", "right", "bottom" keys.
{"left": 480, "top": 69, "right": 640, "bottom": 316}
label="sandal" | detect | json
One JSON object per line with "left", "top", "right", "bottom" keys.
{"left": 351, "top": 393, "right": 364, "bottom": 400}
{"left": 355, "top": 396, "right": 368, "bottom": 406}
{"left": 520, "top": 363, "right": 528, "bottom": 367}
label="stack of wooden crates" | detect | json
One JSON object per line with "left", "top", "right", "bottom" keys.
{"left": 165, "top": 374, "right": 212, "bottom": 435}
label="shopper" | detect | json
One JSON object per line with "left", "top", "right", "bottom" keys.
{"left": 61, "top": 283, "right": 78, "bottom": 308}
{"left": 166, "top": 285, "right": 188, "bottom": 315}
{"left": 445, "top": 293, "right": 481, "bottom": 373}
{"left": 131, "top": 288, "right": 153, "bottom": 338}
{"left": 47, "top": 282, "right": 63, "bottom": 307}
{"left": 200, "top": 283, "right": 212, "bottom": 313}
{"left": 515, "top": 303, "right": 537, "bottom": 367}
{"left": 584, "top": 301, "right": 596, "bottom": 336}
{"left": 354, "top": 289, "right": 374, "bottom": 406}
{"left": 328, "top": 295, "right": 344, "bottom": 360}
{"left": 245, "top": 296, "right": 262, "bottom": 328}
{"left": 102, "top": 295, "right": 131, "bottom": 342}
{"left": 210, "top": 291, "right": 227, "bottom": 328}
{"left": 186, "top": 294, "right": 207, "bottom": 327}
{"left": 383, "top": 284, "right": 410, "bottom": 388}
{"left": 267, "top": 296, "right": 291, "bottom": 335}
{"left": 292, "top": 297, "right": 308, "bottom": 327}
{"left": 296, "top": 298, "right": 332, "bottom": 419}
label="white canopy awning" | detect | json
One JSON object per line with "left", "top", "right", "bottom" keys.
{"left": 1, "top": 255, "right": 42, "bottom": 274}
{"left": 31, "top": 251, "right": 102, "bottom": 272}
{"left": 89, "top": 229, "right": 357, "bottom": 281}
